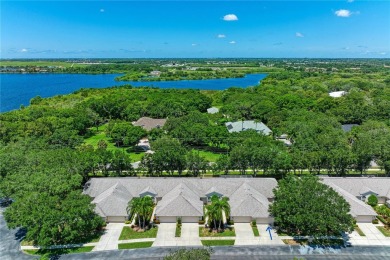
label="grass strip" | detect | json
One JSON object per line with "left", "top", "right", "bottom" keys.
{"left": 119, "top": 226, "right": 158, "bottom": 240}
{"left": 201, "top": 240, "right": 235, "bottom": 246}
{"left": 118, "top": 242, "right": 153, "bottom": 249}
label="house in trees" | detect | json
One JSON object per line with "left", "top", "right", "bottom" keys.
{"left": 321, "top": 177, "right": 390, "bottom": 222}
{"left": 341, "top": 124, "right": 359, "bottom": 132}
{"left": 207, "top": 107, "right": 219, "bottom": 114}
{"left": 132, "top": 117, "right": 167, "bottom": 131}
{"left": 84, "top": 178, "right": 277, "bottom": 224}
{"left": 329, "top": 91, "right": 347, "bottom": 98}
{"left": 225, "top": 120, "right": 272, "bottom": 135}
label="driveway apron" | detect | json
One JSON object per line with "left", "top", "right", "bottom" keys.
{"left": 178, "top": 223, "right": 201, "bottom": 246}
{"left": 234, "top": 223, "right": 260, "bottom": 245}
{"left": 93, "top": 223, "right": 124, "bottom": 251}
{"left": 152, "top": 223, "right": 176, "bottom": 247}
{"left": 257, "top": 224, "right": 284, "bottom": 245}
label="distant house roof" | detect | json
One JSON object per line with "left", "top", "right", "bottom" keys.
{"left": 207, "top": 107, "right": 219, "bottom": 114}
{"left": 276, "top": 134, "right": 292, "bottom": 146}
{"left": 341, "top": 124, "right": 359, "bottom": 132}
{"left": 329, "top": 91, "right": 347, "bottom": 98}
{"left": 225, "top": 121, "right": 272, "bottom": 135}
{"left": 133, "top": 117, "right": 167, "bottom": 131}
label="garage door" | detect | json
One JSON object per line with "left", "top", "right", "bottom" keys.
{"left": 107, "top": 216, "right": 126, "bottom": 223}
{"left": 233, "top": 216, "right": 251, "bottom": 223}
{"left": 356, "top": 215, "right": 375, "bottom": 223}
{"left": 255, "top": 218, "right": 274, "bottom": 225}
{"left": 159, "top": 216, "right": 177, "bottom": 223}
{"left": 181, "top": 217, "right": 199, "bottom": 223}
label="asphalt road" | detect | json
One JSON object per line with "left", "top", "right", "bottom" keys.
{"left": 0, "top": 206, "right": 38, "bottom": 260}
{"left": 60, "top": 245, "right": 390, "bottom": 260}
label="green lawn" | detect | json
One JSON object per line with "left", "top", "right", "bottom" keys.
{"left": 354, "top": 226, "right": 365, "bottom": 236}
{"left": 201, "top": 240, "right": 235, "bottom": 246}
{"left": 23, "top": 246, "right": 94, "bottom": 256}
{"left": 199, "top": 227, "right": 235, "bottom": 237}
{"left": 175, "top": 224, "right": 181, "bottom": 237}
{"left": 119, "top": 226, "right": 158, "bottom": 240}
{"left": 252, "top": 226, "right": 260, "bottom": 237}
{"left": 377, "top": 226, "right": 390, "bottom": 237}
{"left": 84, "top": 125, "right": 145, "bottom": 162}
{"left": 195, "top": 150, "right": 222, "bottom": 162}
{"left": 118, "top": 242, "right": 153, "bottom": 249}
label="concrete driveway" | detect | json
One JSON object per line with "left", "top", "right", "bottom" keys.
{"left": 93, "top": 223, "right": 124, "bottom": 251}
{"left": 234, "top": 223, "right": 260, "bottom": 245}
{"left": 178, "top": 223, "right": 201, "bottom": 246}
{"left": 152, "top": 223, "right": 176, "bottom": 247}
{"left": 257, "top": 224, "right": 284, "bottom": 245}
{"left": 349, "top": 223, "right": 390, "bottom": 246}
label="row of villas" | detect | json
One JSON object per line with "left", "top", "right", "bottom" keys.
{"left": 84, "top": 177, "right": 390, "bottom": 224}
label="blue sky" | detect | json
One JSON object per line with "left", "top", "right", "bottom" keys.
{"left": 1, "top": 1, "right": 389, "bottom": 58}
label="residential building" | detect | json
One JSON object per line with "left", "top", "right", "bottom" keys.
{"left": 225, "top": 120, "right": 272, "bottom": 135}
{"left": 207, "top": 107, "right": 219, "bottom": 114}
{"left": 132, "top": 117, "right": 167, "bottom": 131}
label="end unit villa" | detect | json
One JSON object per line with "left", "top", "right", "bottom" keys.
{"left": 83, "top": 177, "right": 277, "bottom": 224}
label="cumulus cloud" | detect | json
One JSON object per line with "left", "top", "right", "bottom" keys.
{"left": 295, "top": 32, "right": 304, "bottom": 38}
{"left": 223, "top": 14, "right": 238, "bottom": 21}
{"left": 217, "top": 34, "right": 226, "bottom": 38}
{"left": 335, "top": 9, "right": 352, "bottom": 17}
{"left": 229, "top": 41, "right": 236, "bottom": 44}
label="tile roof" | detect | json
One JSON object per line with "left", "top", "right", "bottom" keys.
{"left": 225, "top": 120, "right": 272, "bottom": 135}
{"left": 92, "top": 183, "right": 133, "bottom": 217}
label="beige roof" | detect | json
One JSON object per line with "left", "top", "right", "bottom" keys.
{"left": 133, "top": 117, "right": 167, "bottom": 131}
{"left": 92, "top": 183, "right": 133, "bottom": 217}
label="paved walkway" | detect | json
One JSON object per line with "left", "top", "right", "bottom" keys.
{"left": 234, "top": 223, "right": 259, "bottom": 245}
{"left": 93, "top": 223, "right": 124, "bottom": 251}
{"left": 348, "top": 223, "right": 390, "bottom": 246}
{"left": 257, "top": 225, "right": 284, "bottom": 245}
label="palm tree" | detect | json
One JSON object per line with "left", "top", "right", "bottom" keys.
{"left": 207, "top": 195, "right": 230, "bottom": 230}
{"left": 127, "top": 196, "right": 154, "bottom": 229}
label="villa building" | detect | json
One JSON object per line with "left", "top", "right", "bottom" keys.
{"left": 84, "top": 177, "right": 277, "bottom": 224}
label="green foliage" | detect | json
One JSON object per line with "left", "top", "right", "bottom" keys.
{"left": 270, "top": 175, "right": 355, "bottom": 237}
{"left": 367, "top": 195, "right": 378, "bottom": 207}
{"left": 119, "top": 226, "right": 158, "bottom": 240}
{"left": 164, "top": 248, "right": 213, "bottom": 260}
{"left": 126, "top": 196, "right": 154, "bottom": 229}
{"left": 201, "top": 240, "right": 235, "bottom": 246}
{"left": 206, "top": 195, "right": 231, "bottom": 230}
{"left": 118, "top": 241, "right": 153, "bottom": 249}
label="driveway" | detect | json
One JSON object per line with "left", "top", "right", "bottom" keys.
{"left": 152, "top": 223, "right": 176, "bottom": 247}
{"left": 257, "top": 224, "right": 284, "bottom": 245}
{"left": 234, "top": 223, "right": 259, "bottom": 245}
{"left": 0, "top": 207, "right": 36, "bottom": 260}
{"left": 178, "top": 223, "right": 201, "bottom": 246}
{"left": 93, "top": 223, "right": 124, "bottom": 251}
{"left": 349, "top": 223, "right": 390, "bottom": 246}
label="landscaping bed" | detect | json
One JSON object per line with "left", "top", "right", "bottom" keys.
{"left": 199, "top": 227, "right": 235, "bottom": 237}
{"left": 175, "top": 223, "right": 181, "bottom": 237}
{"left": 118, "top": 242, "right": 154, "bottom": 249}
{"left": 354, "top": 225, "right": 365, "bottom": 236}
{"left": 201, "top": 240, "right": 235, "bottom": 246}
{"left": 377, "top": 226, "right": 390, "bottom": 237}
{"left": 119, "top": 226, "right": 158, "bottom": 240}
{"left": 252, "top": 226, "right": 260, "bottom": 237}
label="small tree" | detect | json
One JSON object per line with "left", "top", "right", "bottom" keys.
{"left": 367, "top": 194, "right": 378, "bottom": 207}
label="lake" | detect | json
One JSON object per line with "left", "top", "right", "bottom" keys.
{"left": 0, "top": 73, "right": 267, "bottom": 112}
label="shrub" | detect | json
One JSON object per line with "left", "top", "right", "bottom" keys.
{"left": 199, "top": 220, "right": 205, "bottom": 225}
{"left": 177, "top": 217, "right": 182, "bottom": 225}
{"left": 367, "top": 195, "right": 378, "bottom": 207}
{"left": 372, "top": 219, "right": 379, "bottom": 224}
{"left": 251, "top": 220, "right": 257, "bottom": 227}
{"left": 125, "top": 220, "right": 131, "bottom": 224}
{"left": 377, "top": 215, "right": 387, "bottom": 225}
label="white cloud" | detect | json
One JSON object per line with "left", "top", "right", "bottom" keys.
{"left": 335, "top": 9, "right": 352, "bottom": 17}
{"left": 100, "top": 9, "right": 105, "bottom": 13}
{"left": 229, "top": 41, "right": 236, "bottom": 44}
{"left": 295, "top": 32, "right": 304, "bottom": 38}
{"left": 223, "top": 14, "right": 238, "bottom": 21}
{"left": 20, "top": 48, "right": 28, "bottom": 52}
{"left": 217, "top": 34, "right": 226, "bottom": 38}
{"left": 379, "top": 52, "right": 387, "bottom": 55}
{"left": 347, "top": 0, "right": 354, "bottom": 3}
{"left": 191, "top": 43, "right": 197, "bottom": 46}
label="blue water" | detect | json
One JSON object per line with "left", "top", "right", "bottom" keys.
{"left": 0, "top": 73, "right": 267, "bottom": 112}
